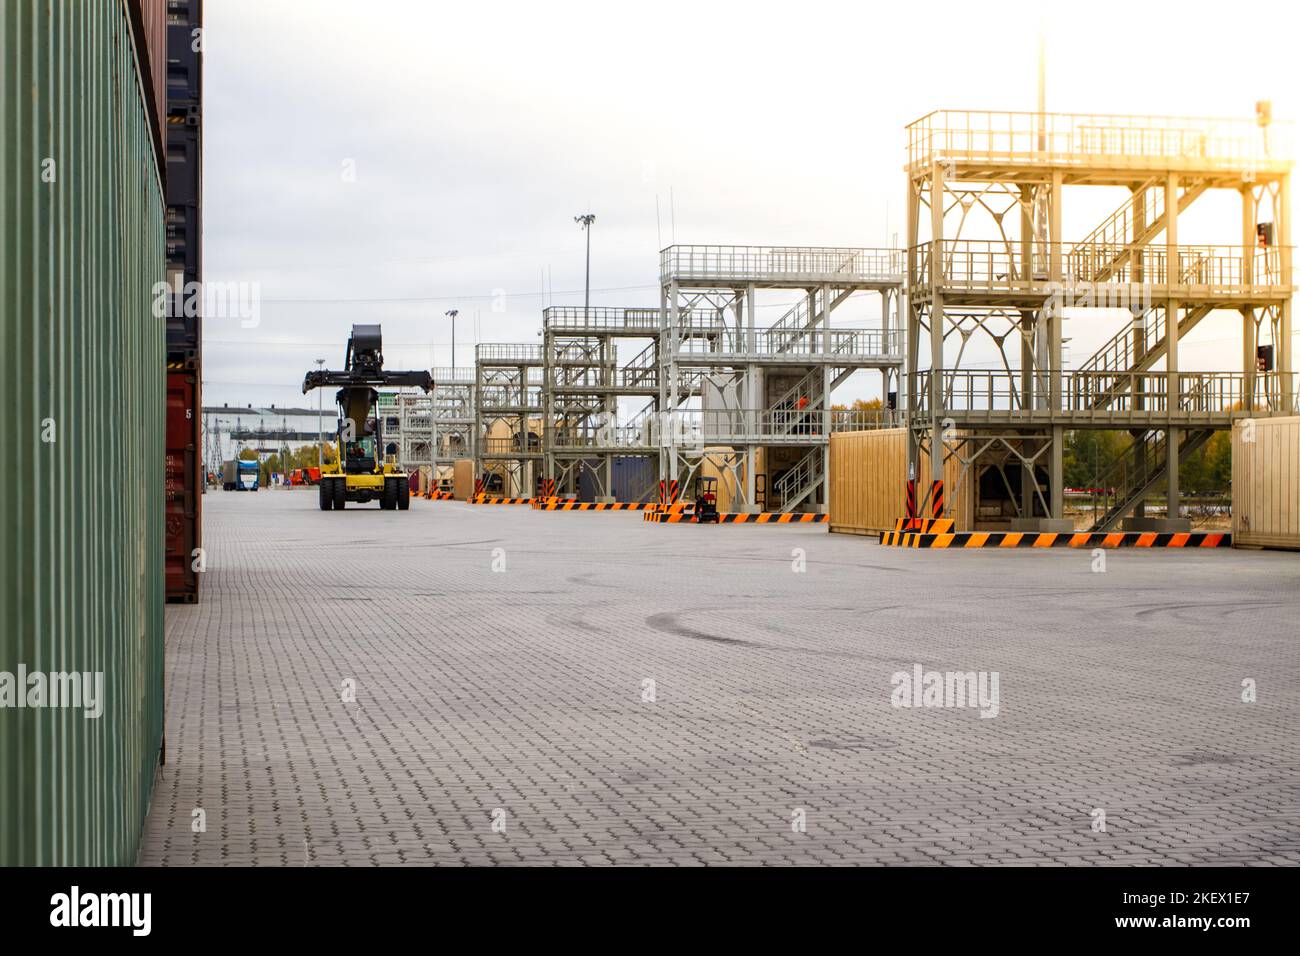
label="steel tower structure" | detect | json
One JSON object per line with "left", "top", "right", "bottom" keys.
{"left": 541, "top": 306, "right": 661, "bottom": 501}
{"left": 383, "top": 392, "right": 434, "bottom": 479}
{"left": 658, "top": 245, "right": 905, "bottom": 512}
{"left": 905, "top": 108, "right": 1294, "bottom": 530}
{"left": 429, "top": 366, "right": 475, "bottom": 474}
{"left": 474, "top": 343, "right": 544, "bottom": 496}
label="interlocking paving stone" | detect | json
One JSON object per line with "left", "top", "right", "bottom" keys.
{"left": 139, "top": 491, "right": 1300, "bottom": 866}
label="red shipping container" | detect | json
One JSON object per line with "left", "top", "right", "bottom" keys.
{"left": 165, "top": 369, "right": 202, "bottom": 602}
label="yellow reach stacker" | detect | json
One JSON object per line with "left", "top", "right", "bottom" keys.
{"left": 303, "top": 324, "right": 432, "bottom": 511}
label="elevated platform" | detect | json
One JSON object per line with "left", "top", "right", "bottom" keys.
{"left": 477, "top": 343, "right": 543, "bottom": 366}
{"left": 431, "top": 366, "right": 474, "bottom": 384}
{"left": 542, "top": 306, "right": 661, "bottom": 335}
{"left": 672, "top": 327, "right": 902, "bottom": 365}
{"left": 910, "top": 371, "right": 1298, "bottom": 428}
{"left": 661, "top": 244, "right": 905, "bottom": 289}
{"left": 907, "top": 110, "right": 1292, "bottom": 183}
{"left": 910, "top": 240, "right": 1292, "bottom": 306}
{"left": 664, "top": 409, "right": 903, "bottom": 446}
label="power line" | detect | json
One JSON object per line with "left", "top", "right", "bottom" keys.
{"left": 257, "top": 283, "right": 656, "bottom": 305}
{"left": 212, "top": 247, "right": 583, "bottom": 272}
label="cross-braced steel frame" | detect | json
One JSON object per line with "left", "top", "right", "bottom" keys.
{"left": 474, "top": 344, "right": 543, "bottom": 497}
{"left": 905, "top": 108, "right": 1294, "bottom": 530}
{"left": 658, "top": 245, "right": 906, "bottom": 512}
{"left": 388, "top": 392, "right": 434, "bottom": 479}
{"left": 541, "top": 306, "right": 660, "bottom": 502}
{"left": 430, "top": 366, "right": 475, "bottom": 480}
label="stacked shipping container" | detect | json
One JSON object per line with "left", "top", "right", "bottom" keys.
{"left": 164, "top": 0, "right": 204, "bottom": 602}
{"left": 1, "top": 0, "right": 168, "bottom": 864}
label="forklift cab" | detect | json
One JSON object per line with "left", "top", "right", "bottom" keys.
{"left": 343, "top": 437, "right": 377, "bottom": 474}
{"left": 694, "top": 476, "right": 720, "bottom": 523}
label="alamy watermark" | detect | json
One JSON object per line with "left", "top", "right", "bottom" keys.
{"left": 1, "top": 665, "right": 104, "bottom": 718}
{"left": 891, "top": 664, "right": 1000, "bottom": 718}
{"left": 49, "top": 886, "right": 150, "bottom": 936}
{"left": 151, "top": 275, "right": 261, "bottom": 328}
{"left": 1043, "top": 280, "right": 1152, "bottom": 319}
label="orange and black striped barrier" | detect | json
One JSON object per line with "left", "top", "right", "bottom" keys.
{"left": 658, "top": 479, "right": 680, "bottom": 505}
{"left": 467, "top": 495, "right": 533, "bottom": 505}
{"left": 421, "top": 491, "right": 453, "bottom": 500}
{"left": 930, "top": 480, "right": 944, "bottom": 519}
{"left": 532, "top": 498, "right": 660, "bottom": 511}
{"left": 905, "top": 479, "right": 917, "bottom": 519}
{"left": 893, "top": 517, "right": 953, "bottom": 533}
{"left": 880, "top": 530, "right": 1232, "bottom": 549}
{"left": 645, "top": 511, "right": 827, "bottom": 524}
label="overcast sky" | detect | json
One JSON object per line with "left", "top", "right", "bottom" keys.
{"left": 200, "top": 0, "right": 1298, "bottom": 409}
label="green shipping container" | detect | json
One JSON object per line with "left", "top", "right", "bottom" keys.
{"left": 1, "top": 1, "right": 166, "bottom": 864}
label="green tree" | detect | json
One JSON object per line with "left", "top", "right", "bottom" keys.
{"left": 1179, "top": 431, "right": 1231, "bottom": 494}
{"left": 1063, "top": 430, "right": 1130, "bottom": 488}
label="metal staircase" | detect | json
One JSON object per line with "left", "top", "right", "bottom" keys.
{"left": 1087, "top": 428, "right": 1215, "bottom": 531}
{"left": 771, "top": 445, "right": 824, "bottom": 512}
{"left": 1078, "top": 303, "right": 1214, "bottom": 408}
{"left": 620, "top": 341, "right": 657, "bottom": 389}
{"left": 767, "top": 365, "right": 860, "bottom": 437}
{"left": 769, "top": 287, "right": 855, "bottom": 351}
{"left": 1068, "top": 177, "right": 1209, "bottom": 284}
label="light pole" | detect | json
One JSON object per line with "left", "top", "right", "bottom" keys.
{"left": 315, "top": 358, "right": 325, "bottom": 468}
{"left": 445, "top": 309, "right": 459, "bottom": 374}
{"left": 574, "top": 214, "right": 595, "bottom": 320}
{"left": 574, "top": 213, "right": 602, "bottom": 496}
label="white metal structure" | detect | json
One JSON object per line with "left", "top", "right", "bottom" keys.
{"left": 474, "top": 344, "right": 544, "bottom": 496}
{"left": 542, "top": 306, "right": 660, "bottom": 502}
{"left": 658, "top": 245, "right": 906, "bottom": 511}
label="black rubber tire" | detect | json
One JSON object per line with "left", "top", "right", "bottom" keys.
{"left": 332, "top": 478, "right": 346, "bottom": 510}
{"left": 382, "top": 478, "right": 398, "bottom": 511}
{"left": 319, "top": 481, "right": 333, "bottom": 510}
{"left": 397, "top": 477, "right": 410, "bottom": 510}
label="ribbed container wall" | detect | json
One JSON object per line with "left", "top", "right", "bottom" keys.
{"left": 1232, "top": 416, "right": 1300, "bottom": 549}
{"left": 1, "top": 1, "right": 166, "bottom": 864}
{"left": 829, "top": 429, "right": 972, "bottom": 534}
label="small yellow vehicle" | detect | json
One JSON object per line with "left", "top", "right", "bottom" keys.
{"left": 302, "top": 324, "right": 432, "bottom": 511}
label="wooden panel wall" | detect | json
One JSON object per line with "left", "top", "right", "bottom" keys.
{"left": 829, "top": 429, "right": 972, "bottom": 534}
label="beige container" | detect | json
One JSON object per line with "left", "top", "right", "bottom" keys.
{"left": 453, "top": 458, "right": 475, "bottom": 500}
{"left": 1232, "top": 416, "right": 1300, "bottom": 549}
{"left": 700, "top": 448, "right": 739, "bottom": 512}
{"left": 829, "top": 428, "right": 971, "bottom": 534}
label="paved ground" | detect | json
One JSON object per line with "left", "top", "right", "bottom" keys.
{"left": 140, "top": 490, "right": 1300, "bottom": 866}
